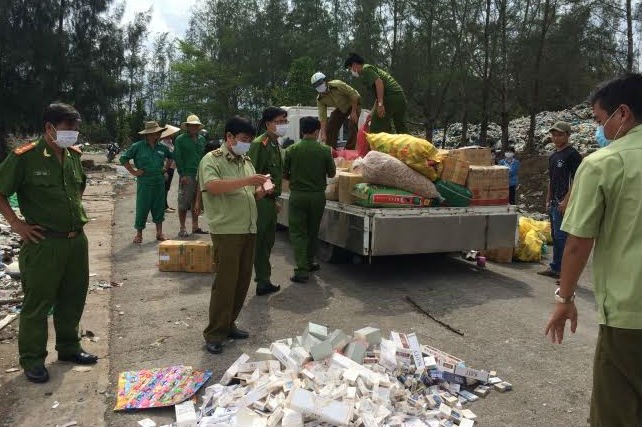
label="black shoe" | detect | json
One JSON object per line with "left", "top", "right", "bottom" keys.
{"left": 58, "top": 351, "right": 98, "bottom": 365}
{"left": 24, "top": 366, "right": 49, "bottom": 383}
{"left": 206, "top": 342, "right": 223, "bottom": 354}
{"left": 228, "top": 327, "right": 250, "bottom": 340}
{"left": 537, "top": 268, "right": 560, "bottom": 278}
{"left": 256, "top": 282, "right": 281, "bottom": 296}
{"left": 290, "top": 275, "right": 309, "bottom": 283}
{"left": 309, "top": 263, "right": 320, "bottom": 272}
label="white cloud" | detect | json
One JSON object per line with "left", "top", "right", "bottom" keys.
{"left": 121, "top": 0, "right": 201, "bottom": 39}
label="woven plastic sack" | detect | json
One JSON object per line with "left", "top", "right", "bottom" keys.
{"left": 366, "top": 133, "right": 440, "bottom": 180}
{"left": 352, "top": 183, "right": 437, "bottom": 208}
{"left": 519, "top": 217, "right": 552, "bottom": 244}
{"left": 360, "top": 151, "right": 440, "bottom": 199}
{"left": 356, "top": 119, "right": 371, "bottom": 158}
{"left": 514, "top": 229, "right": 544, "bottom": 262}
{"left": 434, "top": 180, "right": 472, "bottom": 207}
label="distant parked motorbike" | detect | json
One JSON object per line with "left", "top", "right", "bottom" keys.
{"left": 106, "top": 142, "right": 120, "bottom": 163}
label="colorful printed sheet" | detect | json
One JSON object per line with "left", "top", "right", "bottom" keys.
{"left": 114, "top": 365, "right": 212, "bottom": 410}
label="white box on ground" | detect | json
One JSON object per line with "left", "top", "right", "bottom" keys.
{"left": 220, "top": 353, "right": 250, "bottom": 385}
{"left": 345, "top": 341, "right": 367, "bottom": 363}
{"left": 304, "top": 322, "right": 328, "bottom": 340}
{"left": 354, "top": 327, "right": 382, "bottom": 345}
{"left": 287, "top": 387, "right": 352, "bottom": 426}
{"left": 175, "top": 400, "right": 197, "bottom": 427}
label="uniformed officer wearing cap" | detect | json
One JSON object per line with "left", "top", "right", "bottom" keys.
{"left": 198, "top": 116, "right": 270, "bottom": 354}
{"left": 0, "top": 103, "right": 98, "bottom": 383}
{"left": 120, "top": 121, "right": 174, "bottom": 244}
{"left": 284, "top": 117, "right": 336, "bottom": 283}
{"left": 247, "top": 107, "right": 287, "bottom": 296}
{"left": 311, "top": 72, "right": 362, "bottom": 149}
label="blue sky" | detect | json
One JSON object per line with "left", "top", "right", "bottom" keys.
{"left": 122, "top": 0, "right": 201, "bottom": 39}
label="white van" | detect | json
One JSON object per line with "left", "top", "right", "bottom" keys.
{"left": 280, "top": 106, "right": 370, "bottom": 147}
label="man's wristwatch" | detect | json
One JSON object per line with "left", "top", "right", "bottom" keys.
{"left": 555, "top": 288, "right": 575, "bottom": 304}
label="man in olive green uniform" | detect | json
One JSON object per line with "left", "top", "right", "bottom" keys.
{"left": 311, "top": 72, "right": 361, "bottom": 149}
{"left": 120, "top": 121, "right": 173, "bottom": 244}
{"left": 284, "top": 117, "right": 336, "bottom": 283}
{"left": 198, "top": 116, "right": 269, "bottom": 354}
{"left": 247, "top": 107, "right": 288, "bottom": 296}
{"left": 0, "top": 103, "right": 97, "bottom": 383}
{"left": 175, "top": 114, "right": 207, "bottom": 237}
{"left": 344, "top": 53, "right": 407, "bottom": 134}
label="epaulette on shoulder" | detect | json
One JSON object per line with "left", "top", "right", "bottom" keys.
{"left": 13, "top": 141, "right": 38, "bottom": 155}
{"left": 261, "top": 136, "right": 270, "bottom": 146}
{"left": 69, "top": 145, "right": 83, "bottom": 155}
{"left": 212, "top": 148, "right": 224, "bottom": 157}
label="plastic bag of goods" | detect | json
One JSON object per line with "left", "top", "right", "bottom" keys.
{"left": 514, "top": 229, "right": 545, "bottom": 262}
{"left": 360, "top": 151, "right": 440, "bottom": 199}
{"left": 366, "top": 133, "right": 440, "bottom": 180}
{"left": 434, "top": 180, "right": 472, "bottom": 207}
{"left": 356, "top": 118, "right": 371, "bottom": 158}
{"left": 519, "top": 217, "right": 552, "bottom": 244}
{"left": 352, "top": 183, "right": 439, "bottom": 208}
{"left": 331, "top": 148, "right": 360, "bottom": 161}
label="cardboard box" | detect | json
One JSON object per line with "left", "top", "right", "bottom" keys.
{"left": 440, "top": 156, "right": 470, "bottom": 186}
{"left": 184, "top": 241, "right": 216, "bottom": 273}
{"left": 337, "top": 172, "right": 365, "bottom": 204}
{"left": 158, "top": 240, "right": 216, "bottom": 273}
{"left": 481, "top": 247, "right": 514, "bottom": 263}
{"left": 450, "top": 146, "right": 492, "bottom": 166}
{"left": 465, "top": 166, "right": 509, "bottom": 206}
{"left": 158, "top": 240, "right": 185, "bottom": 272}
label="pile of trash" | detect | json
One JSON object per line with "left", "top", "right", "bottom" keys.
{"left": 190, "top": 323, "right": 511, "bottom": 427}
{"left": 435, "top": 104, "right": 597, "bottom": 154}
{"left": 0, "top": 212, "right": 23, "bottom": 340}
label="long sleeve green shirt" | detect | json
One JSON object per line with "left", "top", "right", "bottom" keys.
{"left": 174, "top": 133, "right": 206, "bottom": 177}
{"left": 248, "top": 132, "right": 283, "bottom": 196}
{"left": 316, "top": 80, "right": 361, "bottom": 122}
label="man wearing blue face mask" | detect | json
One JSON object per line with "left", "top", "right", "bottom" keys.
{"left": 545, "top": 73, "right": 642, "bottom": 427}
{"left": 0, "top": 103, "right": 98, "bottom": 383}
{"left": 538, "top": 121, "right": 582, "bottom": 279}
{"left": 197, "top": 116, "right": 270, "bottom": 355}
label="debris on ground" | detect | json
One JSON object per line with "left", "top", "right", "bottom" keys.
{"left": 193, "top": 323, "right": 511, "bottom": 426}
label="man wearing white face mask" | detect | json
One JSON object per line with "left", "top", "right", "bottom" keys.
{"left": 544, "top": 74, "right": 642, "bottom": 427}
{"left": 498, "top": 146, "right": 520, "bottom": 204}
{"left": 311, "top": 72, "right": 361, "bottom": 149}
{"left": 0, "top": 103, "right": 98, "bottom": 383}
{"left": 198, "top": 116, "right": 270, "bottom": 354}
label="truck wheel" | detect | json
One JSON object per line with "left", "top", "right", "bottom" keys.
{"left": 318, "top": 241, "right": 347, "bottom": 263}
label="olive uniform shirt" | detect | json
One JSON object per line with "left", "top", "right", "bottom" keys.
{"left": 198, "top": 145, "right": 258, "bottom": 234}
{"left": 0, "top": 138, "right": 88, "bottom": 232}
{"left": 562, "top": 124, "right": 642, "bottom": 329}
{"left": 284, "top": 139, "right": 336, "bottom": 192}
{"left": 248, "top": 132, "right": 283, "bottom": 196}
{"left": 174, "top": 133, "right": 206, "bottom": 177}
{"left": 119, "top": 140, "right": 173, "bottom": 181}
{"left": 316, "top": 80, "right": 361, "bottom": 122}
{"left": 359, "top": 64, "right": 405, "bottom": 97}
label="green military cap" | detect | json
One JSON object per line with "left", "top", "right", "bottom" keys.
{"left": 549, "top": 121, "right": 572, "bottom": 134}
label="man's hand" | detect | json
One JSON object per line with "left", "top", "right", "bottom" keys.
{"left": 246, "top": 174, "right": 269, "bottom": 187}
{"left": 545, "top": 200, "right": 551, "bottom": 211}
{"left": 350, "top": 111, "right": 358, "bottom": 123}
{"left": 131, "top": 169, "right": 144, "bottom": 177}
{"left": 180, "top": 176, "right": 191, "bottom": 185}
{"left": 276, "top": 201, "right": 282, "bottom": 213}
{"left": 10, "top": 220, "right": 45, "bottom": 244}
{"left": 193, "top": 202, "right": 202, "bottom": 216}
{"left": 376, "top": 104, "right": 385, "bottom": 118}
{"left": 255, "top": 185, "right": 267, "bottom": 200}
{"left": 544, "top": 302, "right": 578, "bottom": 344}
{"left": 558, "top": 200, "right": 567, "bottom": 214}
{"left": 320, "top": 131, "right": 327, "bottom": 142}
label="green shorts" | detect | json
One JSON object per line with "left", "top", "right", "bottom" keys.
{"left": 178, "top": 175, "right": 197, "bottom": 211}
{"left": 590, "top": 324, "right": 642, "bottom": 427}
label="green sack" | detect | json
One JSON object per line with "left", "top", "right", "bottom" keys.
{"left": 352, "top": 183, "right": 438, "bottom": 208}
{"left": 434, "top": 179, "right": 472, "bottom": 207}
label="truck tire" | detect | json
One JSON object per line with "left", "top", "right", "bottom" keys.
{"left": 318, "top": 241, "right": 348, "bottom": 263}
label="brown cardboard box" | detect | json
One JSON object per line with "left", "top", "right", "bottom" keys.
{"left": 450, "top": 146, "right": 492, "bottom": 166}
{"left": 466, "top": 166, "right": 509, "bottom": 206}
{"left": 158, "top": 240, "right": 185, "bottom": 272}
{"left": 439, "top": 156, "right": 470, "bottom": 186}
{"left": 184, "top": 241, "right": 216, "bottom": 273}
{"left": 338, "top": 172, "right": 365, "bottom": 204}
{"left": 481, "top": 247, "right": 514, "bottom": 263}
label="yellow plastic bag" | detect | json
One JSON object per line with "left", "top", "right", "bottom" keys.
{"left": 514, "top": 229, "right": 544, "bottom": 262}
{"left": 366, "top": 133, "right": 441, "bottom": 181}
{"left": 519, "top": 217, "right": 552, "bottom": 244}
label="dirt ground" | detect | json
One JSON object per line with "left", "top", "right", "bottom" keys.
{"left": 0, "top": 152, "right": 597, "bottom": 427}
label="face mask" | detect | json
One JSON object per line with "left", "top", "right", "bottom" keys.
{"left": 50, "top": 128, "right": 79, "bottom": 148}
{"left": 504, "top": 152, "right": 514, "bottom": 159}
{"left": 350, "top": 70, "right": 359, "bottom": 78}
{"left": 231, "top": 141, "right": 251, "bottom": 156}
{"left": 595, "top": 107, "right": 623, "bottom": 148}
{"left": 315, "top": 83, "right": 327, "bottom": 93}
{"left": 275, "top": 124, "right": 289, "bottom": 137}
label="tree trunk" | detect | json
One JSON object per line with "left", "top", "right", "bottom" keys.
{"left": 499, "top": 0, "right": 509, "bottom": 150}
{"left": 480, "top": 0, "right": 492, "bottom": 146}
{"left": 626, "top": 0, "right": 633, "bottom": 72}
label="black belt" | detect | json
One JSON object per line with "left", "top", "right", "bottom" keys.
{"left": 41, "top": 229, "right": 83, "bottom": 239}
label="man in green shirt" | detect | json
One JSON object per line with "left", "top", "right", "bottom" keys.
{"left": 311, "top": 72, "right": 361, "bottom": 149}
{"left": 284, "top": 117, "right": 336, "bottom": 283}
{"left": 120, "top": 121, "right": 173, "bottom": 244}
{"left": 248, "top": 107, "right": 288, "bottom": 296}
{"left": 174, "top": 114, "right": 207, "bottom": 237}
{"left": 0, "top": 103, "right": 97, "bottom": 383}
{"left": 198, "top": 116, "right": 270, "bottom": 354}
{"left": 344, "top": 52, "right": 407, "bottom": 134}
{"left": 545, "top": 74, "right": 642, "bottom": 427}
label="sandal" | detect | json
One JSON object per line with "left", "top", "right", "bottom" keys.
{"left": 177, "top": 230, "right": 189, "bottom": 238}
{"left": 192, "top": 228, "right": 208, "bottom": 234}
{"left": 156, "top": 234, "right": 167, "bottom": 241}
{"left": 133, "top": 235, "right": 143, "bottom": 244}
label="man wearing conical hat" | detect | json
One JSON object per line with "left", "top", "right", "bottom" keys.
{"left": 174, "top": 114, "right": 207, "bottom": 237}
{"left": 120, "top": 121, "right": 174, "bottom": 244}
